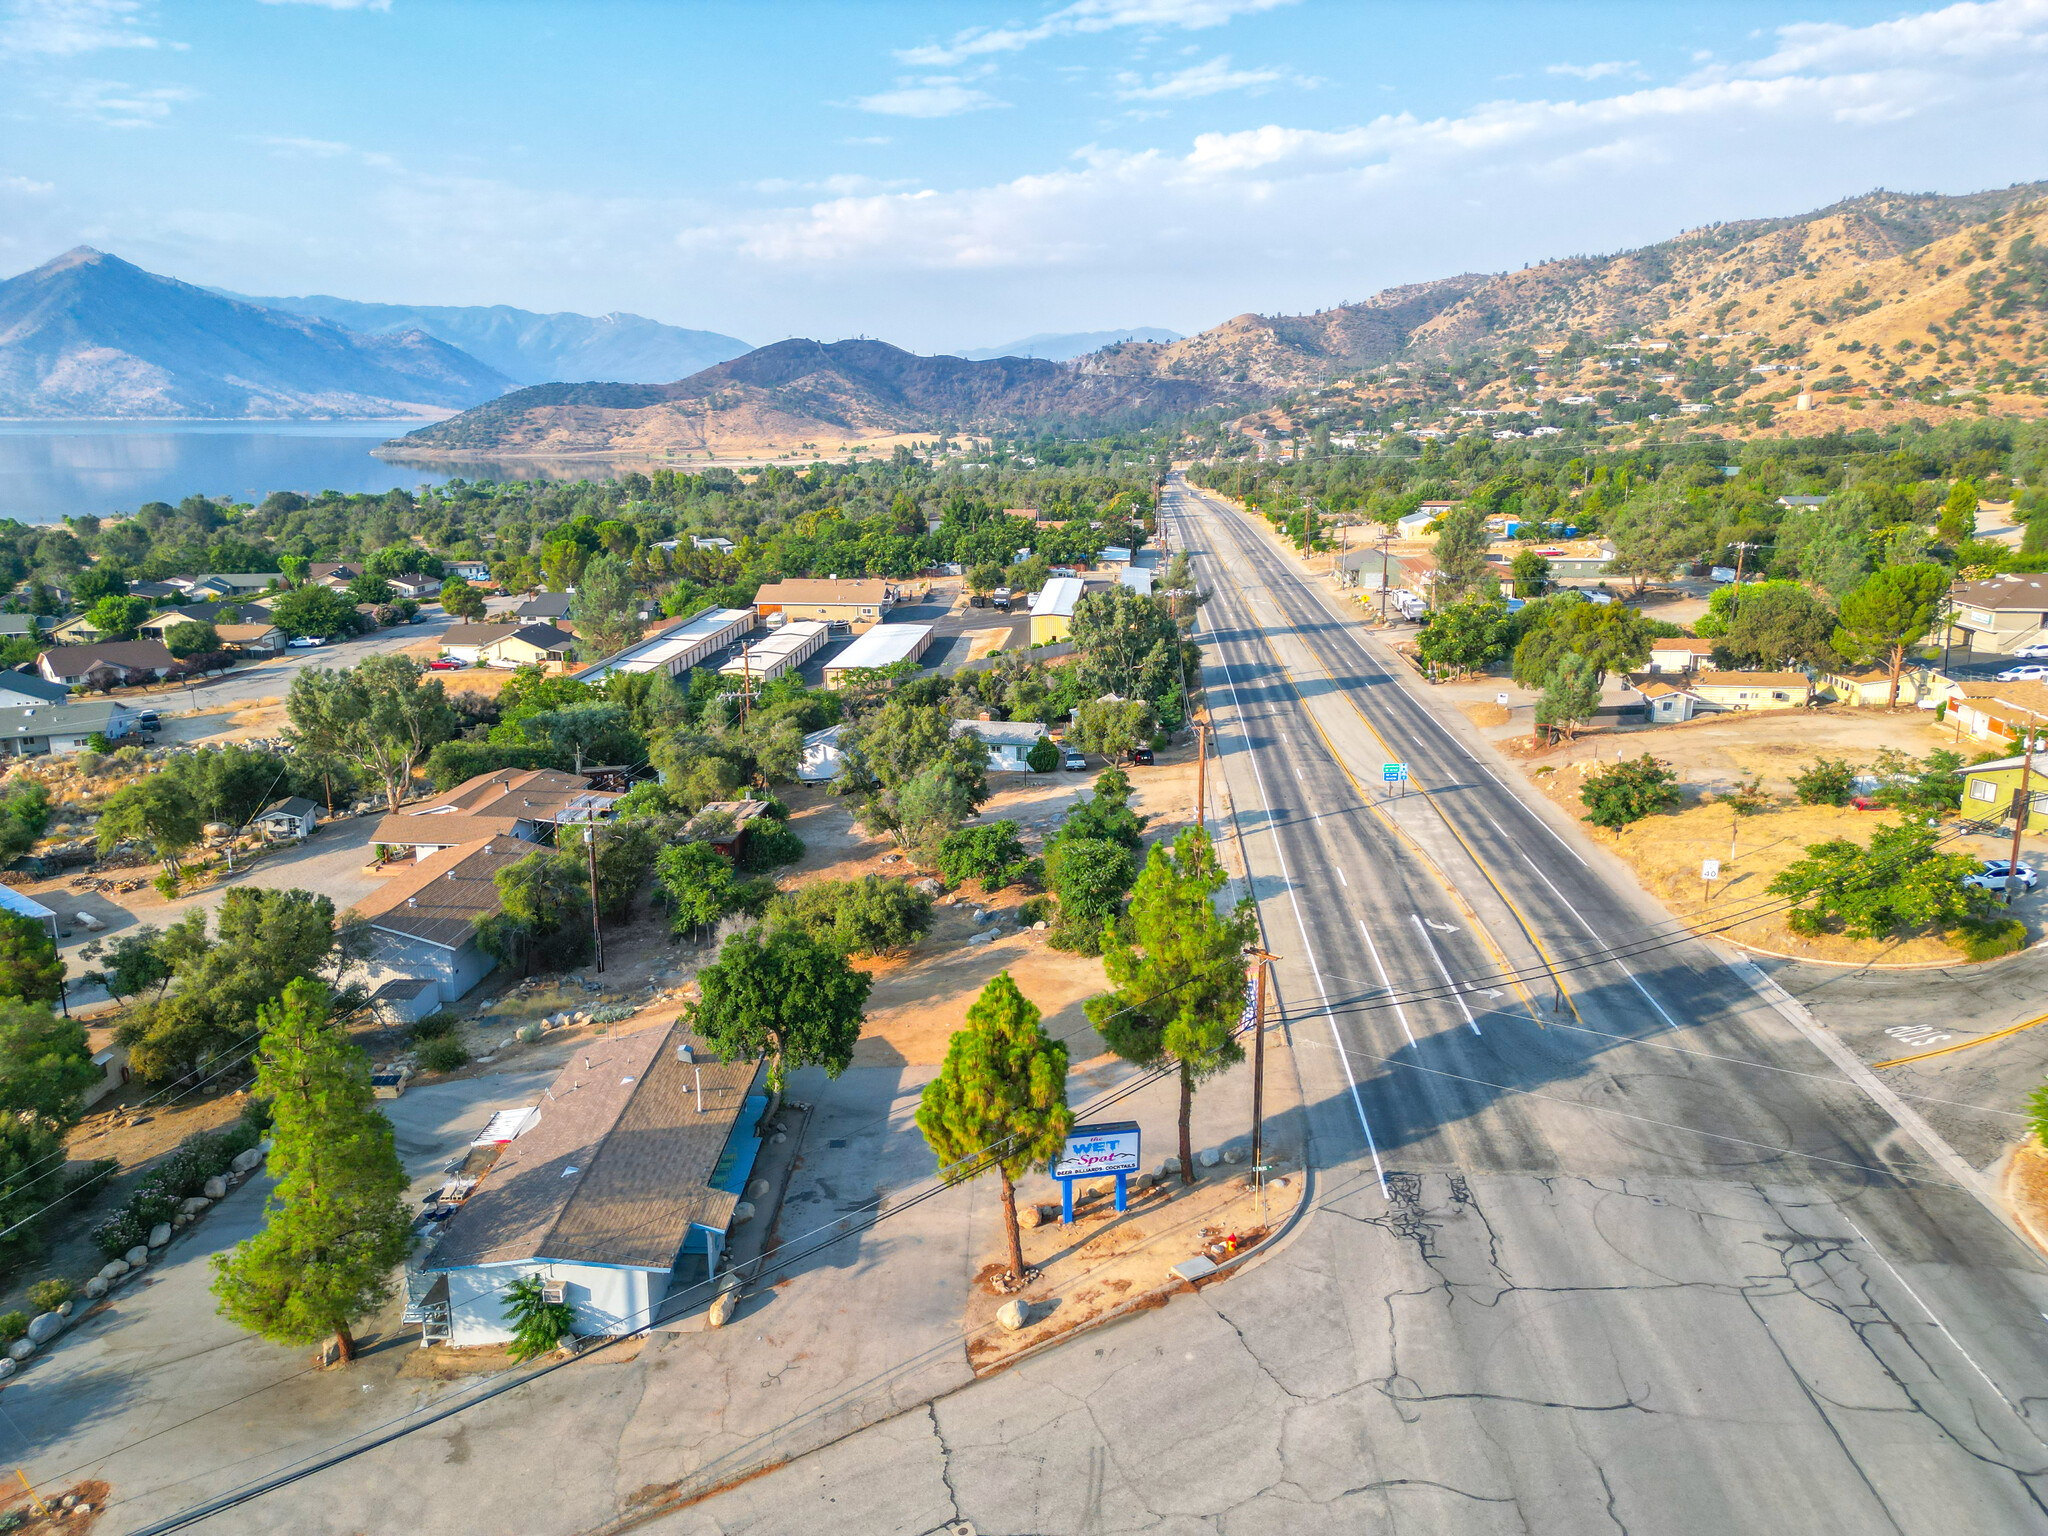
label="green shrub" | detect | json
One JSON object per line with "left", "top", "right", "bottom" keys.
{"left": 63, "top": 1157, "right": 118, "bottom": 1211}
{"left": 504, "top": 1274, "right": 576, "bottom": 1362}
{"left": 1018, "top": 894, "right": 1053, "bottom": 926}
{"left": 772, "top": 875, "right": 931, "bottom": 956}
{"left": 0, "top": 1312, "right": 25, "bottom": 1343}
{"left": 1792, "top": 758, "right": 1858, "bottom": 806}
{"left": 417, "top": 1035, "right": 470, "bottom": 1073}
{"left": 934, "top": 820, "right": 1026, "bottom": 890}
{"left": 28, "top": 1278, "right": 73, "bottom": 1312}
{"left": 740, "top": 820, "right": 805, "bottom": 872}
{"left": 1026, "top": 736, "right": 1060, "bottom": 773}
{"left": 410, "top": 1010, "right": 460, "bottom": 1042}
{"left": 1948, "top": 915, "right": 2028, "bottom": 961}
{"left": 90, "top": 1208, "right": 148, "bottom": 1259}
{"left": 1581, "top": 755, "right": 1681, "bottom": 828}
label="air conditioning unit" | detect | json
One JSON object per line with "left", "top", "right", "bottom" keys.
{"left": 541, "top": 1282, "right": 566, "bottom": 1305}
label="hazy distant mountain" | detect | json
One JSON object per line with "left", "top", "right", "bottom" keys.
{"left": 0, "top": 248, "right": 516, "bottom": 419}
{"left": 959, "top": 327, "right": 1182, "bottom": 361}
{"left": 389, "top": 337, "right": 1242, "bottom": 458}
{"left": 233, "top": 294, "right": 752, "bottom": 385}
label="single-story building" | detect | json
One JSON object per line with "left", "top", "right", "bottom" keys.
{"left": 0, "top": 671, "right": 72, "bottom": 709}
{"left": 412, "top": 1019, "right": 765, "bottom": 1346}
{"left": 388, "top": 573, "right": 440, "bottom": 601}
{"left": 82, "top": 1044, "right": 130, "bottom": 1111}
{"left": 797, "top": 724, "right": 845, "bottom": 782}
{"left": 479, "top": 624, "right": 577, "bottom": 668}
{"left": 752, "top": 578, "right": 894, "bottom": 633}
{"left": 1336, "top": 550, "right": 1405, "bottom": 592}
{"left": 1395, "top": 510, "right": 1439, "bottom": 538}
{"left": 1099, "top": 545, "right": 1133, "bottom": 565}
{"left": 383, "top": 768, "right": 620, "bottom": 852}
{"left": 0, "top": 700, "right": 139, "bottom": 755}
{"left": 216, "top": 622, "right": 285, "bottom": 653}
{"left": 683, "top": 799, "right": 771, "bottom": 859}
{"left": 38, "top": 640, "right": 175, "bottom": 689}
{"left": 446, "top": 560, "right": 492, "bottom": 583}
{"left": 439, "top": 622, "right": 517, "bottom": 664}
{"left": 0, "top": 616, "right": 52, "bottom": 640}
{"left": 1777, "top": 495, "right": 1828, "bottom": 511}
{"left": 952, "top": 717, "right": 1045, "bottom": 772}
{"left": 136, "top": 600, "right": 269, "bottom": 641}
{"left": 1948, "top": 680, "right": 2048, "bottom": 743}
{"left": 1117, "top": 566, "right": 1155, "bottom": 596}
{"left": 309, "top": 562, "right": 363, "bottom": 590}
{"left": 347, "top": 839, "right": 533, "bottom": 1002}
{"left": 691, "top": 536, "right": 736, "bottom": 554}
{"left": 1945, "top": 573, "right": 2048, "bottom": 657}
{"left": 1812, "top": 665, "right": 1953, "bottom": 708}
{"left": 1629, "top": 676, "right": 1706, "bottom": 724}
{"left": 373, "top": 812, "right": 530, "bottom": 862}
{"left": 822, "top": 623, "right": 934, "bottom": 687}
{"left": 370, "top": 977, "right": 444, "bottom": 1025}
{"left": 0, "top": 884, "right": 59, "bottom": 946}
{"left": 1029, "top": 576, "right": 1086, "bottom": 646}
{"left": 574, "top": 608, "right": 756, "bottom": 684}
{"left": 717, "top": 621, "right": 827, "bottom": 685}
{"left": 1686, "top": 671, "right": 1813, "bottom": 711}
{"left": 48, "top": 612, "right": 108, "bottom": 645}
{"left": 516, "top": 593, "right": 574, "bottom": 623}
{"left": 173, "top": 572, "right": 281, "bottom": 598}
{"left": 1959, "top": 753, "right": 2048, "bottom": 831}
{"left": 254, "top": 796, "right": 321, "bottom": 842}
{"left": 1645, "top": 638, "right": 1717, "bottom": 674}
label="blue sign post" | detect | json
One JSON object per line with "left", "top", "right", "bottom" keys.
{"left": 1051, "top": 1121, "right": 1143, "bottom": 1224}
{"left": 1382, "top": 761, "right": 1409, "bottom": 798}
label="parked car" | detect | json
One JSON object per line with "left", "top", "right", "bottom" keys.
{"left": 1963, "top": 860, "right": 2038, "bottom": 893}
{"left": 2012, "top": 641, "right": 2048, "bottom": 659}
{"left": 287, "top": 635, "right": 327, "bottom": 648}
{"left": 1062, "top": 748, "right": 1087, "bottom": 771}
{"left": 1129, "top": 746, "right": 1155, "bottom": 766}
{"left": 1849, "top": 795, "right": 1884, "bottom": 811}
{"left": 1997, "top": 663, "right": 2048, "bottom": 682}
{"left": 428, "top": 657, "right": 464, "bottom": 670}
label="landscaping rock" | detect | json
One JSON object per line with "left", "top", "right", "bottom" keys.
{"left": 996, "top": 1298, "right": 1030, "bottom": 1332}
{"left": 83, "top": 1277, "right": 107, "bottom": 1300}
{"left": 57, "top": 1301, "right": 72, "bottom": 1318}
{"left": 913, "top": 877, "right": 942, "bottom": 897}
{"left": 0, "top": 1358, "right": 14, "bottom": 1382}
{"left": 745, "top": 1178, "right": 770, "bottom": 1202}
{"left": 967, "top": 929, "right": 998, "bottom": 946}
{"left": 230, "top": 1147, "right": 265, "bottom": 1174}
{"left": 148, "top": 1223, "right": 171, "bottom": 1248}
{"left": 97, "top": 1260, "right": 128, "bottom": 1281}
{"left": 182, "top": 1196, "right": 212, "bottom": 1216}
{"left": 203, "top": 1176, "right": 228, "bottom": 1200}
{"left": 7, "top": 1339, "right": 33, "bottom": 1362}
{"left": 1198, "top": 1147, "right": 1222, "bottom": 1169}
{"left": 26, "top": 1312, "right": 62, "bottom": 1345}
{"left": 173, "top": 1214, "right": 191, "bottom": 1230}
{"left": 1222, "top": 1146, "right": 1246, "bottom": 1165}
{"left": 731, "top": 1200, "right": 756, "bottom": 1226}
{"left": 125, "top": 1245, "right": 149, "bottom": 1267}
{"left": 1159, "top": 1157, "right": 1181, "bottom": 1177}
{"left": 706, "top": 1285, "right": 740, "bottom": 1329}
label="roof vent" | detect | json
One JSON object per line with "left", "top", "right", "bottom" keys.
{"left": 405, "top": 896, "right": 418, "bottom": 907}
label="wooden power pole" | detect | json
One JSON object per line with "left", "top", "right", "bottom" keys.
{"left": 1194, "top": 714, "right": 1211, "bottom": 833}
{"left": 583, "top": 823, "right": 604, "bottom": 973}
{"left": 1247, "top": 947, "right": 1279, "bottom": 1213}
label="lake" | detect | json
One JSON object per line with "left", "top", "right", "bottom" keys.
{"left": 0, "top": 420, "right": 637, "bottom": 523}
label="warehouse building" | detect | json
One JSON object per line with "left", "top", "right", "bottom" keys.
{"left": 574, "top": 608, "right": 756, "bottom": 683}
{"left": 821, "top": 623, "right": 933, "bottom": 687}
{"left": 717, "top": 621, "right": 828, "bottom": 685}
{"left": 752, "top": 578, "right": 894, "bottom": 633}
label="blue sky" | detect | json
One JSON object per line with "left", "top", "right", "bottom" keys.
{"left": 2, "top": 0, "right": 2046, "bottom": 354}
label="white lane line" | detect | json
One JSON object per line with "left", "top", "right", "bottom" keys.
{"left": 1840, "top": 1214, "right": 2036, "bottom": 1436}
{"left": 1357, "top": 919, "right": 1416, "bottom": 1046}
{"left": 1336, "top": 868, "right": 1347, "bottom": 887}
{"left": 1410, "top": 913, "right": 1481, "bottom": 1036}
{"left": 1211, "top": 566, "right": 1387, "bottom": 1196}
{"left": 1494, "top": 822, "right": 1681, "bottom": 1032}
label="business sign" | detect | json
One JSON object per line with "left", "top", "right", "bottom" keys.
{"left": 1052, "top": 1121, "right": 1142, "bottom": 1180}
{"left": 1382, "top": 762, "right": 1409, "bottom": 784}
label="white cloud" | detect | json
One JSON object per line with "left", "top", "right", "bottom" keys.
{"left": 849, "top": 79, "right": 1005, "bottom": 118}
{"left": 1, "top": 174, "right": 54, "bottom": 194}
{"left": 255, "top": 135, "right": 356, "bottom": 158}
{"left": 258, "top": 0, "right": 392, "bottom": 10}
{"left": 0, "top": 0, "right": 162, "bottom": 56}
{"left": 897, "top": 0, "right": 1296, "bottom": 67}
{"left": 61, "top": 76, "right": 194, "bottom": 126}
{"left": 1546, "top": 60, "right": 1640, "bottom": 81}
{"left": 1114, "top": 54, "right": 1314, "bottom": 99}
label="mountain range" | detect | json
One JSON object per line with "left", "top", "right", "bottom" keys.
{"left": 958, "top": 327, "right": 1182, "bottom": 362}
{"left": 224, "top": 293, "right": 751, "bottom": 386}
{"left": 0, "top": 248, "right": 517, "bottom": 419}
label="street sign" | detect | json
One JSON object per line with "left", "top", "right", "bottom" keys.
{"left": 1382, "top": 762, "right": 1408, "bottom": 784}
{"left": 1496, "top": 693, "right": 1510, "bottom": 706}
{"left": 1701, "top": 859, "right": 1721, "bottom": 881}
{"left": 1052, "top": 1122, "right": 1142, "bottom": 1180}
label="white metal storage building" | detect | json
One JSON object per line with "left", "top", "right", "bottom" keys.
{"left": 718, "top": 621, "right": 828, "bottom": 684}
{"left": 821, "top": 623, "right": 934, "bottom": 687}
{"left": 573, "top": 608, "right": 755, "bottom": 683}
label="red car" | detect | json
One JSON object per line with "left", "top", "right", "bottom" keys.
{"left": 1850, "top": 795, "right": 1883, "bottom": 811}
{"left": 428, "top": 657, "right": 465, "bottom": 671}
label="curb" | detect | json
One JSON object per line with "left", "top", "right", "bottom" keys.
{"left": 2000, "top": 1143, "right": 2048, "bottom": 1258}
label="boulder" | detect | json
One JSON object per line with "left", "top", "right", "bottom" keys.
{"left": 125, "top": 1246, "right": 149, "bottom": 1267}
{"left": 967, "top": 930, "right": 998, "bottom": 947}
{"left": 745, "top": 1178, "right": 771, "bottom": 1202}
{"left": 148, "top": 1223, "right": 172, "bottom": 1248}
{"left": 25, "top": 1312, "right": 62, "bottom": 1345}
{"left": 56, "top": 1300, "right": 72, "bottom": 1318}
{"left": 97, "top": 1259, "right": 128, "bottom": 1282}
{"left": 1033, "top": 921, "right": 1047, "bottom": 931}
{"left": 1197, "top": 1147, "right": 1222, "bottom": 1169}
{"left": 84, "top": 1277, "right": 108, "bottom": 1300}
{"left": 182, "top": 1196, "right": 212, "bottom": 1216}
{"left": 706, "top": 1285, "right": 740, "bottom": 1329}
{"left": 1159, "top": 1157, "right": 1181, "bottom": 1177}
{"left": 731, "top": 1201, "right": 756, "bottom": 1226}
{"left": 1017, "top": 1203, "right": 1047, "bottom": 1229}
{"left": 0, "top": 1358, "right": 14, "bottom": 1382}
{"left": 202, "top": 1176, "right": 228, "bottom": 1200}
{"left": 913, "top": 877, "right": 942, "bottom": 897}
{"left": 1222, "top": 1147, "right": 1246, "bottom": 1165}
{"left": 995, "top": 1298, "right": 1030, "bottom": 1332}
{"left": 7, "top": 1339, "right": 33, "bottom": 1362}
{"left": 173, "top": 1214, "right": 191, "bottom": 1230}
{"left": 230, "top": 1147, "right": 265, "bottom": 1174}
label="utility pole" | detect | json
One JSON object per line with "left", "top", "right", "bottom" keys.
{"left": 1247, "top": 948, "right": 1278, "bottom": 1219}
{"left": 1194, "top": 713, "right": 1211, "bottom": 833}
{"left": 583, "top": 822, "right": 604, "bottom": 973}
{"left": 2008, "top": 718, "right": 2040, "bottom": 906}
{"left": 1377, "top": 529, "right": 1395, "bottom": 624}
{"left": 1727, "top": 541, "right": 1758, "bottom": 618}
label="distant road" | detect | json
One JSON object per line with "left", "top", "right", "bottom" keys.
{"left": 163, "top": 601, "right": 493, "bottom": 718}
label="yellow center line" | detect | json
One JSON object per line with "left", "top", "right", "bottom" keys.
{"left": 1873, "top": 1011, "right": 2048, "bottom": 1069}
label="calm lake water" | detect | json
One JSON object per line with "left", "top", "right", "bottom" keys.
{"left": 0, "top": 420, "right": 632, "bottom": 523}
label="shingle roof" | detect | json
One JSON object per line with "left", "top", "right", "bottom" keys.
{"left": 372, "top": 812, "right": 527, "bottom": 847}
{"left": 488, "top": 623, "right": 575, "bottom": 652}
{"left": 41, "top": 640, "right": 174, "bottom": 673}
{"left": 441, "top": 622, "right": 519, "bottom": 646}
{"left": 349, "top": 840, "right": 530, "bottom": 949}
{"left": 517, "top": 593, "right": 574, "bottom": 618}
{"left": 425, "top": 1019, "right": 760, "bottom": 1271}
{"left": 1952, "top": 573, "right": 2048, "bottom": 611}
{"left": 0, "top": 700, "right": 134, "bottom": 737}
{"left": 418, "top": 767, "right": 614, "bottom": 823}
{"left": 259, "top": 796, "right": 319, "bottom": 820}
{"left": 753, "top": 578, "right": 891, "bottom": 605}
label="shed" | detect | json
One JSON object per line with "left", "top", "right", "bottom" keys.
{"left": 415, "top": 1020, "right": 766, "bottom": 1346}
{"left": 254, "top": 796, "right": 321, "bottom": 842}
{"left": 683, "top": 799, "right": 771, "bottom": 858}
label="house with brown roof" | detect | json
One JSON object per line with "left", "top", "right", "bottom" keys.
{"left": 1946, "top": 573, "right": 2048, "bottom": 656}
{"left": 1949, "top": 679, "right": 2048, "bottom": 744}
{"left": 405, "top": 767, "right": 619, "bottom": 831}
{"left": 751, "top": 577, "right": 894, "bottom": 632}
{"left": 1645, "top": 637, "right": 1717, "bottom": 674}
{"left": 347, "top": 839, "right": 531, "bottom": 1002}
{"left": 37, "top": 640, "right": 176, "bottom": 688}
{"left": 414, "top": 1018, "right": 766, "bottom": 1346}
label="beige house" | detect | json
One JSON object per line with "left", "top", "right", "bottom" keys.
{"left": 1812, "top": 665, "right": 1954, "bottom": 708}
{"left": 1946, "top": 573, "right": 2048, "bottom": 657}
{"left": 1686, "top": 671, "right": 1813, "bottom": 711}
{"left": 1948, "top": 679, "right": 2048, "bottom": 743}
{"left": 1645, "top": 637, "right": 1716, "bottom": 674}
{"left": 216, "top": 622, "right": 285, "bottom": 653}
{"left": 752, "top": 578, "right": 894, "bottom": 632}
{"left": 480, "top": 624, "right": 576, "bottom": 668}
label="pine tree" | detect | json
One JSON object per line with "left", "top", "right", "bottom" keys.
{"left": 1087, "top": 827, "right": 1254, "bottom": 1186}
{"left": 917, "top": 972, "right": 1073, "bottom": 1282}
{"left": 210, "top": 978, "right": 412, "bottom": 1363}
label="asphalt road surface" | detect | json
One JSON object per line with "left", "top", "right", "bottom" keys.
{"left": 670, "top": 478, "right": 2048, "bottom": 1534}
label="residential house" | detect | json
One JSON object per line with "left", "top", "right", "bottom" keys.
{"left": 1099, "top": 545, "right": 1133, "bottom": 565}
{"left": 445, "top": 559, "right": 492, "bottom": 582}
{"left": 683, "top": 799, "right": 771, "bottom": 859}
{"left": 0, "top": 671, "right": 72, "bottom": 709}
{"left": 1813, "top": 665, "right": 1954, "bottom": 708}
{"left": 375, "top": 768, "right": 620, "bottom": 859}
{"left": 952, "top": 717, "right": 1047, "bottom": 772}
{"left": 413, "top": 1019, "right": 765, "bottom": 1346}
{"left": 0, "top": 616, "right": 52, "bottom": 641}
{"left": 1645, "top": 637, "right": 1717, "bottom": 674}
{"left": 38, "top": 640, "right": 175, "bottom": 688}
{"left": 48, "top": 612, "right": 107, "bottom": 645}
{"left": 1028, "top": 576, "right": 1086, "bottom": 645}
{"left": 1118, "top": 566, "right": 1155, "bottom": 596}
{"left": 516, "top": 593, "right": 574, "bottom": 623}
{"left": 690, "top": 536, "right": 736, "bottom": 554}
{"left": 253, "top": 796, "right": 320, "bottom": 842}
{"left": 308, "top": 562, "right": 363, "bottom": 590}
{"left": 388, "top": 573, "right": 440, "bottom": 602}
{"left": 1776, "top": 495, "right": 1828, "bottom": 510}
{"left": 0, "top": 699, "right": 139, "bottom": 756}
{"left": 124, "top": 581, "right": 183, "bottom": 603}
{"left": 573, "top": 609, "right": 757, "bottom": 684}
{"left": 1958, "top": 754, "right": 2048, "bottom": 832}
{"left": 216, "top": 623, "right": 285, "bottom": 654}
{"left": 1394, "top": 510, "right": 1438, "bottom": 538}
{"left": 348, "top": 839, "right": 533, "bottom": 1001}
{"left": 172, "top": 572, "right": 280, "bottom": 598}
{"left": 440, "top": 622, "right": 576, "bottom": 668}
{"left": 1533, "top": 541, "right": 1620, "bottom": 582}
{"left": 136, "top": 600, "right": 270, "bottom": 642}
{"left": 1628, "top": 676, "right": 1706, "bottom": 724}
{"left": 1945, "top": 573, "right": 2048, "bottom": 657}
{"left": 1685, "top": 671, "right": 1813, "bottom": 711}
{"left": 751, "top": 577, "right": 895, "bottom": 633}
{"left": 1947, "top": 679, "right": 2048, "bottom": 743}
